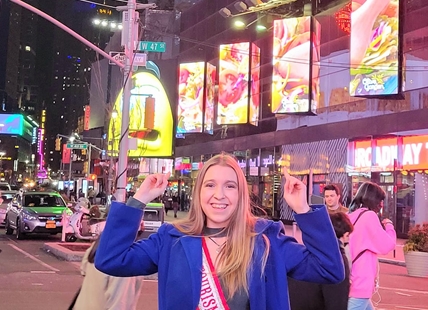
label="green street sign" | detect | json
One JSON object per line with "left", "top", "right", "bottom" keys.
{"left": 66, "top": 143, "right": 88, "bottom": 149}
{"left": 137, "top": 41, "right": 166, "bottom": 53}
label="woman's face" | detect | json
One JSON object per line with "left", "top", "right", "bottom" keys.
{"left": 200, "top": 164, "right": 239, "bottom": 228}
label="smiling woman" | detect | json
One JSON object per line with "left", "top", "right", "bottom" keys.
{"left": 95, "top": 152, "right": 345, "bottom": 310}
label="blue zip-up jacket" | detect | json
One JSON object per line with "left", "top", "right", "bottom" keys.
{"left": 95, "top": 202, "right": 344, "bottom": 310}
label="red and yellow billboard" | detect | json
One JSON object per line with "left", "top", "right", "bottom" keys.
{"left": 250, "top": 43, "right": 260, "bottom": 126}
{"left": 217, "top": 42, "right": 250, "bottom": 125}
{"left": 350, "top": 0, "right": 400, "bottom": 96}
{"left": 108, "top": 70, "right": 173, "bottom": 157}
{"left": 177, "top": 62, "right": 205, "bottom": 134}
{"left": 272, "top": 16, "right": 320, "bottom": 114}
{"left": 204, "top": 63, "right": 216, "bottom": 134}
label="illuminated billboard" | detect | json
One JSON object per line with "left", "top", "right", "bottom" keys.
{"left": 177, "top": 62, "right": 205, "bottom": 134}
{"left": 204, "top": 63, "right": 216, "bottom": 134}
{"left": 218, "top": 42, "right": 250, "bottom": 125}
{"left": 272, "top": 17, "right": 320, "bottom": 114}
{"left": 108, "top": 68, "right": 173, "bottom": 157}
{"left": 350, "top": 0, "right": 400, "bottom": 96}
{"left": 250, "top": 43, "right": 260, "bottom": 126}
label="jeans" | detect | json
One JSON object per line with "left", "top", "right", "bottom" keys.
{"left": 348, "top": 297, "right": 375, "bottom": 310}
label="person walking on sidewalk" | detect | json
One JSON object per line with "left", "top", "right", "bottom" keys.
{"left": 347, "top": 182, "right": 396, "bottom": 310}
{"left": 94, "top": 153, "right": 344, "bottom": 310}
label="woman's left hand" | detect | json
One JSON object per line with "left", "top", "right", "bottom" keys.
{"left": 282, "top": 168, "right": 311, "bottom": 214}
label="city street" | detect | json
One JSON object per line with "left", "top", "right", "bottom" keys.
{"left": 1, "top": 210, "right": 427, "bottom": 310}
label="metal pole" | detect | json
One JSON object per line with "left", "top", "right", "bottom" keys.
{"left": 115, "top": 0, "right": 136, "bottom": 203}
{"left": 67, "top": 150, "right": 73, "bottom": 199}
{"left": 87, "top": 144, "right": 92, "bottom": 175}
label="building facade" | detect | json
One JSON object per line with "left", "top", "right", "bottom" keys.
{"left": 173, "top": 0, "right": 428, "bottom": 234}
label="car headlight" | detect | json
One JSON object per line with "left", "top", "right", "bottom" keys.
{"left": 22, "top": 212, "right": 37, "bottom": 221}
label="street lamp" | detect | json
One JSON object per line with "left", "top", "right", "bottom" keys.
{"left": 67, "top": 135, "right": 75, "bottom": 198}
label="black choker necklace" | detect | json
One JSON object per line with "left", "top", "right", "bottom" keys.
{"left": 203, "top": 227, "right": 228, "bottom": 237}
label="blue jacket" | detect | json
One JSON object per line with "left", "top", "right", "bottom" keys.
{"left": 95, "top": 203, "right": 344, "bottom": 310}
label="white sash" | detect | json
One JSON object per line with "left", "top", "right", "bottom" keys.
{"left": 197, "top": 239, "right": 230, "bottom": 310}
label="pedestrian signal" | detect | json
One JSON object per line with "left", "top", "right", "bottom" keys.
{"left": 83, "top": 161, "right": 89, "bottom": 174}
{"left": 81, "top": 149, "right": 87, "bottom": 155}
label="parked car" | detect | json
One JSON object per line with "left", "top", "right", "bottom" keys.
{"left": 0, "top": 199, "right": 6, "bottom": 227}
{"left": 4, "top": 191, "right": 71, "bottom": 239}
{"left": 0, "top": 182, "right": 18, "bottom": 203}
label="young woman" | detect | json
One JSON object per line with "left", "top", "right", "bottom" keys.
{"left": 347, "top": 182, "right": 397, "bottom": 310}
{"left": 95, "top": 153, "right": 344, "bottom": 310}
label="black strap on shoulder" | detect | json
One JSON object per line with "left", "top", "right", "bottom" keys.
{"left": 352, "top": 209, "right": 371, "bottom": 226}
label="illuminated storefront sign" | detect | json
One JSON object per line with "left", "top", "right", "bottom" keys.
{"left": 84, "top": 105, "right": 91, "bottom": 131}
{"left": 350, "top": 135, "right": 428, "bottom": 171}
{"left": 218, "top": 42, "right": 250, "bottom": 125}
{"left": 272, "top": 16, "right": 320, "bottom": 114}
{"left": 349, "top": 0, "right": 400, "bottom": 96}
{"left": 108, "top": 68, "right": 173, "bottom": 157}
{"left": 38, "top": 110, "right": 46, "bottom": 171}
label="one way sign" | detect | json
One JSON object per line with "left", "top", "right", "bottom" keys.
{"left": 109, "top": 52, "right": 147, "bottom": 66}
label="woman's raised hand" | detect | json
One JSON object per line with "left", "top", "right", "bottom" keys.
{"left": 282, "top": 168, "right": 311, "bottom": 214}
{"left": 133, "top": 173, "right": 170, "bottom": 205}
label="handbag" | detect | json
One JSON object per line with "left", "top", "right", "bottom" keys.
{"left": 67, "top": 286, "right": 81, "bottom": 310}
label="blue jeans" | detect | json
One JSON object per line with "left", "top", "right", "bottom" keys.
{"left": 348, "top": 298, "right": 375, "bottom": 310}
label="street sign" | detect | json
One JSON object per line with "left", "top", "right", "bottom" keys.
{"left": 136, "top": 41, "right": 166, "bottom": 53}
{"left": 66, "top": 143, "right": 88, "bottom": 149}
{"left": 109, "top": 51, "right": 147, "bottom": 66}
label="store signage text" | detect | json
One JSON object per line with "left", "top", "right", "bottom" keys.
{"left": 354, "top": 136, "right": 428, "bottom": 170}
{"left": 238, "top": 155, "right": 275, "bottom": 168}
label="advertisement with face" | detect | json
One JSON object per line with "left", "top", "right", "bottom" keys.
{"left": 217, "top": 42, "right": 250, "bottom": 125}
{"left": 177, "top": 62, "right": 205, "bottom": 134}
{"left": 204, "top": 63, "right": 216, "bottom": 134}
{"left": 272, "top": 17, "right": 320, "bottom": 114}
{"left": 350, "top": 0, "right": 400, "bottom": 96}
{"left": 108, "top": 69, "right": 173, "bottom": 157}
{"left": 250, "top": 43, "right": 260, "bottom": 126}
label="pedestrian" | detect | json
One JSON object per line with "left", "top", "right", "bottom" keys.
{"left": 288, "top": 212, "right": 354, "bottom": 310}
{"left": 95, "top": 153, "right": 344, "bottom": 310}
{"left": 323, "top": 184, "right": 348, "bottom": 214}
{"left": 71, "top": 231, "right": 145, "bottom": 310}
{"left": 347, "top": 182, "right": 396, "bottom": 310}
{"left": 161, "top": 191, "right": 172, "bottom": 215}
{"left": 172, "top": 192, "right": 180, "bottom": 218}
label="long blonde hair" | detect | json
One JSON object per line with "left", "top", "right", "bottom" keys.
{"left": 174, "top": 153, "right": 270, "bottom": 297}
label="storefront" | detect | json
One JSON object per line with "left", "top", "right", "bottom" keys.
{"left": 347, "top": 135, "right": 428, "bottom": 238}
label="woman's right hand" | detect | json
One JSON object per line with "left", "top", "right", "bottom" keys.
{"left": 133, "top": 173, "right": 170, "bottom": 205}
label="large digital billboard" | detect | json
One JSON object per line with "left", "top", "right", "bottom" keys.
{"left": 250, "top": 43, "right": 260, "bottom": 126}
{"left": 204, "top": 63, "right": 216, "bottom": 134}
{"left": 217, "top": 42, "right": 250, "bottom": 125}
{"left": 350, "top": 0, "right": 400, "bottom": 96}
{"left": 108, "top": 69, "right": 173, "bottom": 157}
{"left": 177, "top": 62, "right": 205, "bottom": 134}
{"left": 272, "top": 17, "right": 320, "bottom": 114}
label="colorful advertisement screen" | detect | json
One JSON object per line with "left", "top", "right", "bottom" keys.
{"left": 250, "top": 43, "right": 260, "bottom": 126}
{"left": 0, "top": 114, "right": 24, "bottom": 135}
{"left": 272, "top": 17, "right": 320, "bottom": 114}
{"left": 177, "top": 62, "right": 205, "bottom": 134}
{"left": 108, "top": 70, "right": 173, "bottom": 157}
{"left": 204, "top": 63, "right": 216, "bottom": 134}
{"left": 350, "top": 0, "right": 400, "bottom": 96}
{"left": 217, "top": 42, "right": 250, "bottom": 125}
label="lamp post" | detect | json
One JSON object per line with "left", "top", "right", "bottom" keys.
{"left": 107, "top": 110, "right": 118, "bottom": 196}
{"left": 67, "top": 136, "right": 75, "bottom": 198}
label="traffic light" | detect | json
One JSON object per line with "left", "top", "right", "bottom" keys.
{"left": 81, "top": 149, "right": 87, "bottom": 155}
{"left": 83, "top": 161, "right": 89, "bottom": 174}
{"left": 88, "top": 174, "right": 97, "bottom": 181}
{"left": 55, "top": 137, "right": 61, "bottom": 151}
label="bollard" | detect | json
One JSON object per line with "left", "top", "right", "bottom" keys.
{"left": 292, "top": 221, "right": 297, "bottom": 237}
{"left": 61, "top": 209, "right": 69, "bottom": 242}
